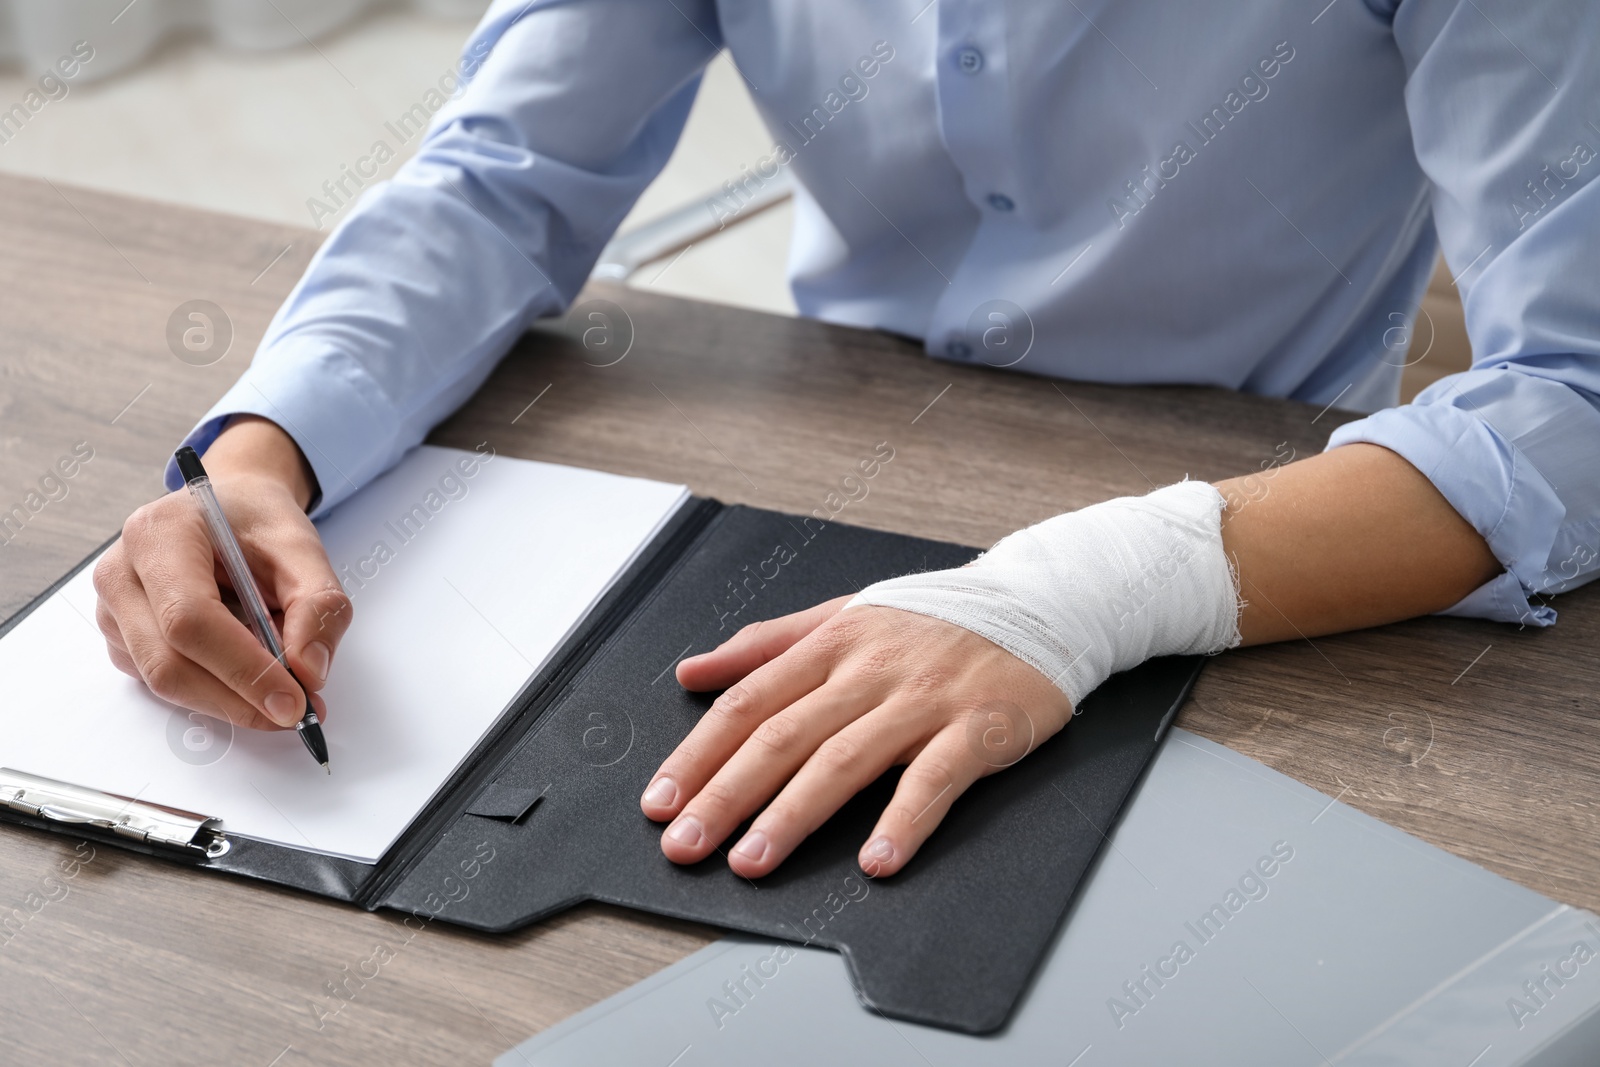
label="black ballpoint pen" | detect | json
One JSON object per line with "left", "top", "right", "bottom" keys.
{"left": 174, "top": 446, "right": 330, "bottom": 772}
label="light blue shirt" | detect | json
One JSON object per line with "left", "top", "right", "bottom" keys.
{"left": 168, "top": 0, "right": 1600, "bottom": 627}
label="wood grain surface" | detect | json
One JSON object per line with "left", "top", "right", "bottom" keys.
{"left": 1, "top": 172, "right": 1596, "bottom": 1065}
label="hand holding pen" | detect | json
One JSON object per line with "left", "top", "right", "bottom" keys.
{"left": 173, "top": 445, "right": 331, "bottom": 770}
{"left": 91, "top": 417, "right": 348, "bottom": 757}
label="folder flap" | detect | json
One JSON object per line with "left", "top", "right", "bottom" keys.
{"left": 376, "top": 506, "right": 1201, "bottom": 1034}
{"left": 465, "top": 782, "right": 545, "bottom": 823}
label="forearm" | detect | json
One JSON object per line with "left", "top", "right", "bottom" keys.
{"left": 1218, "top": 442, "right": 1500, "bottom": 646}
{"left": 163, "top": 1, "right": 717, "bottom": 517}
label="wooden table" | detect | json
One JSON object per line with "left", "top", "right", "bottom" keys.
{"left": 2, "top": 173, "right": 1596, "bottom": 1065}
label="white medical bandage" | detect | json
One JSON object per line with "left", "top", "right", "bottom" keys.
{"left": 846, "top": 481, "right": 1242, "bottom": 708}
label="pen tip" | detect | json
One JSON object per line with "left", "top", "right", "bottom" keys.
{"left": 322, "top": 763, "right": 331, "bottom": 775}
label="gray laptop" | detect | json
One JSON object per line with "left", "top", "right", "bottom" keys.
{"left": 500, "top": 729, "right": 1600, "bottom": 1066}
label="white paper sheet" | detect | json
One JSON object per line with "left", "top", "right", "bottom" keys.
{"left": 0, "top": 445, "right": 688, "bottom": 862}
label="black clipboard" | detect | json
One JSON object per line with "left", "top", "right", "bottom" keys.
{"left": 0, "top": 499, "right": 1201, "bottom": 1034}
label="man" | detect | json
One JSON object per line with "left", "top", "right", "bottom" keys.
{"left": 94, "top": 1, "right": 1600, "bottom": 880}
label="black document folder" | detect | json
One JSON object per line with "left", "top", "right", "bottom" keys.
{"left": 0, "top": 498, "right": 1201, "bottom": 1034}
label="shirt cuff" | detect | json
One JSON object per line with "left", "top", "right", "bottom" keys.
{"left": 162, "top": 342, "right": 401, "bottom": 520}
{"left": 1325, "top": 402, "right": 1561, "bottom": 627}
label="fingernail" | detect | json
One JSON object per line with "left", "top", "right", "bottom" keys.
{"left": 642, "top": 776, "right": 678, "bottom": 808}
{"left": 666, "top": 817, "right": 703, "bottom": 847}
{"left": 863, "top": 836, "right": 894, "bottom": 876}
{"left": 731, "top": 830, "right": 769, "bottom": 864}
{"left": 264, "top": 690, "right": 301, "bottom": 726}
{"left": 303, "top": 640, "right": 330, "bottom": 682}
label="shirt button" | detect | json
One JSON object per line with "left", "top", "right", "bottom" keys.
{"left": 986, "top": 193, "right": 1015, "bottom": 212}
{"left": 946, "top": 340, "right": 973, "bottom": 359}
{"left": 956, "top": 46, "right": 984, "bottom": 74}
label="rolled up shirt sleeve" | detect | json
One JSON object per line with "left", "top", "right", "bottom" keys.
{"left": 1326, "top": 0, "right": 1600, "bottom": 626}
{"left": 162, "top": 0, "right": 720, "bottom": 516}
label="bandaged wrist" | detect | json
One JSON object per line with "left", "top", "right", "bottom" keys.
{"left": 846, "top": 480, "right": 1242, "bottom": 707}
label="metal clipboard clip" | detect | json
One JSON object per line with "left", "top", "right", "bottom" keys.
{"left": 0, "top": 769, "right": 230, "bottom": 859}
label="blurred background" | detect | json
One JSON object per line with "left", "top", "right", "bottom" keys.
{"left": 0, "top": 0, "right": 1468, "bottom": 398}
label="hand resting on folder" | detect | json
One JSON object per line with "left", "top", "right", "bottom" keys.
{"left": 643, "top": 594, "right": 1073, "bottom": 880}
{"left": 641, "top": 445, "right": 1502, "bottom": 881}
